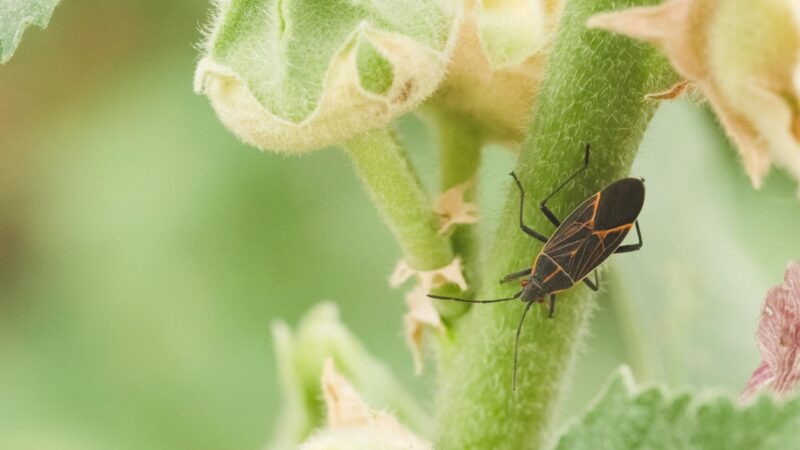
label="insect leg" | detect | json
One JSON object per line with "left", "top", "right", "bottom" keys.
{"left": 615, "top": 220, "right": 643, "bottom": 253}
{"left": 510, "top": 172, "right": 549, "bottom": 243}
{"left": 539, "top": 143, "right": 591, "bottom": 227}
{"left": 513, "top": 300, "right": 536, "bottom": 392}
{"left": 427, "top": 291, "right": 522, "bottom": 304}
{"left": 583, "top": 271, "right": 599, "bottom": 291}
{"left": 548, "top": 294, "right": 557, "bottom": 318}
{"left": 499, "top": 268, "right": 532, "bottom": 284}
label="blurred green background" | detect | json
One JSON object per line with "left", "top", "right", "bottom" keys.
{"left": 2, "top": 2, "right": 800, "bottom": 449}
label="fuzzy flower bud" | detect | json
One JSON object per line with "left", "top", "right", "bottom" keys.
{"left": 268, "top": 303, "right": 429, "bottom": 449}
{"left": 299, "top": 359, "right": 432, "bottom": 450}
{"left": 430, "top": 0, "right": 564, "bottom": 144}
{"left": 195, "top": 0, "right": 461, "bottom": 153}
{"left": 588, "top": 0, "right": 800, "bottom": 193}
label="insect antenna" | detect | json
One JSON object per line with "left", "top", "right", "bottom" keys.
{"left": 427, "top": 291, "right": 522, "bottom": 304}
{"left": 513, "top": 301, "right": 536, "bottom": 392}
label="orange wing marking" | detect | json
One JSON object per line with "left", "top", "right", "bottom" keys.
{"left": 574, "top": 223, "right": 633, "bottom": 279}
{"left": 543, "top": 267, "right": 562, "bottom": 283}
{"left": 588, "top": 193, "right": 601, "bottom": 224}
{"left": 542, "top": 254, "right": 576, "bottom": 283}
{"left": 592, "top": 223, "right": 633, "bottom": 240}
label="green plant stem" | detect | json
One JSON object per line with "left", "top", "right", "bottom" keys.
{"left": 344, "top": 127, "right": 453, "bottom": 271}
{"left": 433, "top": 0, "right": 678, "bottom": 448}
{"left": 437, "top": 110, "right": 483, "bottom": 193}
{"left": 435, "top": 109, "right": 483, "bottom": 300}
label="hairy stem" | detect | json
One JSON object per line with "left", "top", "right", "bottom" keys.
{"left": 434, "top": 0, "right": 677, "bottom": 448}
{"left": 435, "top": 109, "right": 483, "bottom": 302}
{"left": 437, "top": 110, "right": 483, "bottom": 193}
{"left": 344, "top": 128, "right": 453, "bottom": 271}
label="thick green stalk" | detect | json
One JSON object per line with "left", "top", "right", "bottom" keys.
{"left": 344, "top": 128, "right": 453, "bottom": 271}
{"left": 434, "top": 0, "right": 677, "bottom": 448}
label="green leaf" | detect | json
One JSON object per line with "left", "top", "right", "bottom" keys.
{"left": 0, "top": 0, "right": 61, "bottom": 64}
{"left": 556, "top": 367, "right": 800, "bottom": 450}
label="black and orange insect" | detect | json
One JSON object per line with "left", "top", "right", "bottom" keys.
{"left": 428, "top": 143, "right": 644, "bottom": 389}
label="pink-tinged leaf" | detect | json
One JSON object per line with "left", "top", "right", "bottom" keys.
{"left": 742, "top": 262, "right": 800, "bottom": 401}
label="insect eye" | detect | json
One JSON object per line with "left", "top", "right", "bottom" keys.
{"left": 521, "top": 279, "right": 529, "bottom": 288}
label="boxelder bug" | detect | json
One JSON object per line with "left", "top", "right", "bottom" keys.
{"left": 428, "top": 143, "right": 644, "bottom": 389}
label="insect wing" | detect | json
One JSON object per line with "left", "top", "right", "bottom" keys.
{"left": 542, "top": 179, "right": 644, "bottom": 283}
{"left": 540, "top": 193, "right": 603, "bottom": 283}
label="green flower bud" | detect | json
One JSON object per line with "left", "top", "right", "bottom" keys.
{"left": 268, "top": 303, "right": 428, "bottom": 449}
{"left": 299, "top": 359, "right": 432, "bottom": 450}
{"left": 430, "top": 0, "right": 564, "bottom": 144}
{"left": 195, "top": 0, "right": 461, "bottom": 153}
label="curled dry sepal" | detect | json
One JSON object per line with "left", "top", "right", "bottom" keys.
{"left": 742, "top": 261, "right": 800, "bottom": 402}
{"left": 390, "top": 258, "right": 467, "bottom": 374}
{"left": 403, "top": 285, "right": 445, "bottom": 375}
{"left": 300, "top": 359, "right": 432, "bottom": 450}
{"left": 434, "top": 181, "right": 479, "bottom": 234}
{"left": 194, "top": 0, "right": 461, "bottom": 153}
{"left": 588, "top": 0, "right": 800, "bottom": 194}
